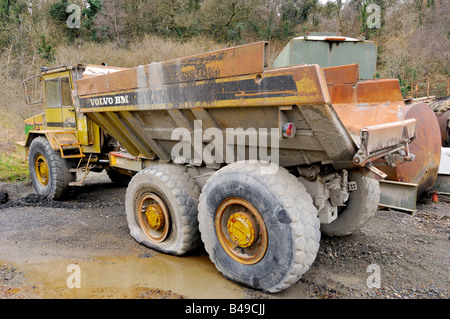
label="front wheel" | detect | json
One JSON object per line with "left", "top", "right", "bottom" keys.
{"left": 198, "top": 162, "right": 320, "bottom": 293}
{"left": 28, "top": 136, "right": 74, "bottom": 200}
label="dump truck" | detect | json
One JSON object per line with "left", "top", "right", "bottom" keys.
{"left": 18, "top": 41, "right": 417, "bottom": 292}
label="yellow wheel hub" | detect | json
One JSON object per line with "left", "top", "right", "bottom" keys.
{"left": 145, "top": 204, "right": 165, "bottom": 231}
{"left": 227, "top": 212, "right": 257, "bottom": 248}
{"left": 35, "top": 155, "right": 49, "bottom": 186}
{"left": 215, "top": 197, "right": 268, "bottom": 265}
{"left": 138, "top": 193, "right": 171, "bottom": 243}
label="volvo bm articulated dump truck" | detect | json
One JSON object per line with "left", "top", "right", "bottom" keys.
{"left": 18, "top": 41, "right": 416, "bottom": 292}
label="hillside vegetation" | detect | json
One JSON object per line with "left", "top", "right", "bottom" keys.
{"left": 0, "top": 0, "right": 448, "bottom": 156}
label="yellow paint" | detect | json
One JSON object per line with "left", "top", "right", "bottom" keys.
{"left": 227, "top": 213, "right": 256, "bottom": 248}
{"left": 34, "top": 155, "right": 49, "bottom": 186}
{"left": 110, "top": 154, "right": 117, "bottom": 166}
{"left": 145, "top": 204, "right": 165, "bottom": 231}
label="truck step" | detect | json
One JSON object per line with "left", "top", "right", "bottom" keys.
{"left": 64, "top": 154, "right": 85, "bottom": 159}
{"left": 69, "top": 181, "right": 85, "bottom": 187}
{"left": 69, "top": 168, "right": 85, "bottom": 173}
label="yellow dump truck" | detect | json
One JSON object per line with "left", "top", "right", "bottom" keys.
{"left": 18, "top": 42, "right": 416, "bottom": 292}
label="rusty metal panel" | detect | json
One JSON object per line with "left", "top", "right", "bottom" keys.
{"left": 436, "top": 110, "right": 450, "bottom": 146}
{"left": 77, "top": 64, "right": 330, "bottom": 113}
{"left": 329, "top": 79, "right": 405, "bottom": 138}
{"left": 77, "top": 42, "right": 268, "bottom": 96}
{"left": 72, "top": 41, "right": 418, "bottom": 172}
{"left": 322, "top": 64, "right": 359, "bottom": 86}
{"left": 375, "top": 103, "right": 441, "bottom": 197}
{"left": 356, "top": 79, "right": 404, "bottom": 103}
{"left": 77, "top": 61, "right": 345, "bottom": 166}
{"left": 321, "top": 62, "right": 440, "bottom": 198}
{"left": 387, "top": 104, "right": 441, "bottom": 197}
{"left": 353, "top": 119, "right": 416, "bottom": 166}
{"left": 379, "top": 180, "right": 418, "bottom": 213}
{"left": 322, "top": 64, "right": 439, "bottom": 198}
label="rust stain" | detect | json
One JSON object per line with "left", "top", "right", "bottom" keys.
{"left": 323, "top": 65, "right": 441, "bottom": 197}
{"left": 436, "top": 110, "right": 450, "bottom": 146}
{"left": 389, "top": 103, "right": 441, "bottom": 197}
{"left": 77, "top": 42, "right": 268, "bottom": 96}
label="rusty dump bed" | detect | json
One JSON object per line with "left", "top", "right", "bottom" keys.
{"left": 74, "top": 41, "right": 415, "bottom": 170}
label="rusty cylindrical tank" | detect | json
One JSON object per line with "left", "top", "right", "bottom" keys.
{"left": 436, "top": 110, "right": 450, "bottom": 146}
{"left": 429, "top": 97, "right": 450, "bottom": 146}
{"left": 381, "top": 103, "right": 441, "bottom": 197}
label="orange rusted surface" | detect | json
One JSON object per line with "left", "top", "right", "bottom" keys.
{"left": 323, "top": 65, "right": 405, "bottom": 138}
{"left": 323, "top": 64, "right": 359, "bottom": 86}
{"left": 77, "top": 41, "right": 268, "bottom": 96}
{"left": 373, "top": 104, "right": 441, "bottom": 197}
{"left": 70, "top": 43, "right": 417, "bottom": 172}
{"left": 436, "top": 110, "right": 450, "bottom": 146}
{"left": 323, "top": 65, "right": 441, "bottom": 197}
{"left": 389, "top": 103, "right": 441, "bottom": 196}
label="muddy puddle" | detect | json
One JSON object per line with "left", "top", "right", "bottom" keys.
{"left": 7, "top": 252, "right": 308, "bottom": 299}
{"left": 19, "top": 254, "right": 247, "bottom": 299}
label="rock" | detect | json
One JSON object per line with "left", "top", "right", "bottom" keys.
{"left": 0, "top": 191, "right": 9, "bottom": 204}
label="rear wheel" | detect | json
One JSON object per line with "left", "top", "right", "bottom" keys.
{"left": 28, "top": 136, "right": 73, "bottom": 200}
{"left": 198, "top": 162, "right": 320, "bottom": 293}
{"left": 320, "top": 169, "right": 380, "bottom": 237}
{"left": 125, "top": 165, "right": 200, "bottom": 255}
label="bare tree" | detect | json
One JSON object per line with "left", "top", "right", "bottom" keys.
{"left": 94, "top": 0, "right": 126, "bottom": 45}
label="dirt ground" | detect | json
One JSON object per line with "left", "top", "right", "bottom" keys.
{"left": 0, "top": 172, "right": 448, "bottom": 299}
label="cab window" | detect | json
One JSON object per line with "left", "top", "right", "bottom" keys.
{"left": 61, "top": 77, "right": 72, "bottom": 106}
{"left": 45, "top": 78, "right": 61, "bottom": 108}
{"left": 45, "top": 77, "right": 72, "bottom": 108}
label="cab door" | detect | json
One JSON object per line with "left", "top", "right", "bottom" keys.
{"left": 44, "top": 72, "right": 76, "bottom": 131}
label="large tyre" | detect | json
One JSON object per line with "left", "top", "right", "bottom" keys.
{"left": 107, "top": 169, "right": 132, "bottom": 186}
{"left": 28, "top": 136, "right": 73, "bottom": 200}
{"left": 320, "top": 169, "right": 380, "bottom": 237}
{"left": 125, "top": 165, "right": 200, "bottom": 255}
{"left": 198, "top": 162, "right": 320, "bottom": 293}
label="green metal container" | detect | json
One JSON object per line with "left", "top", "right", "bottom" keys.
{"left": 272, "top": 35, "right": 377, "bottom": 80}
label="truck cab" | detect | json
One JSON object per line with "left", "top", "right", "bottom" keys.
{"left": 19, "top": 65, "right": 125, "bottom": 199}
{"left": 20, "top": 65, "right": 103, "bottom": 156}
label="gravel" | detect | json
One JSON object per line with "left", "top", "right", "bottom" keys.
{"left": 0, "top": 172, "right": 449, "bottom": 299}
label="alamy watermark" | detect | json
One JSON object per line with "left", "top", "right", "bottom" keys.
{"left": 366, "top": 263, "right": 381, "bottom": 288}
{"left": 65, "top": 3, "right": 382, "bottom": 30}
{"left": 366, "top": 4, "right": 382, "bottom": 29}
{"left": 171, "top": 120, "right": 280, "bottom": 175}
{"left": 66, "top": 4, "right": 81, "bottom": 29}
{"left": 66, "top": 264, "right": 81, "bottom": 289}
